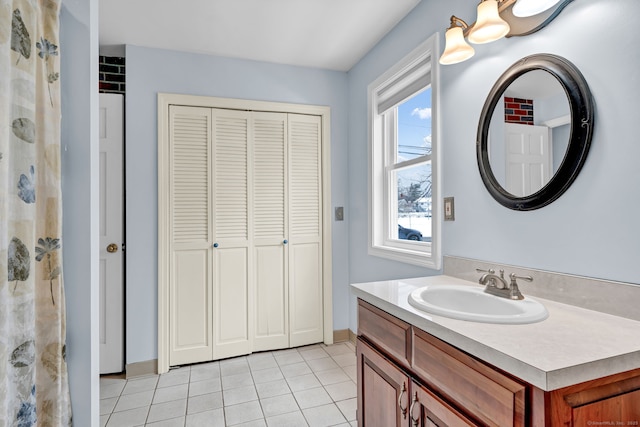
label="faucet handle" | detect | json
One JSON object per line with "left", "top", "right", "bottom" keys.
{"left": 476, "top": 268, "right": 495, "bottom": 274}
{"left": 509, "top": 273, "right": 533, "bottom": 283}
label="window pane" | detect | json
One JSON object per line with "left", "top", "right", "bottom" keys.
{"left": 397, "top": 88, "right": 432, "bottom": 162}
{"left": 396, "top": 163, "right": 432, "bottom": 241}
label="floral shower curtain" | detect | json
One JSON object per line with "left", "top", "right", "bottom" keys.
{"left": 1, "top": 0, "right": 72, "bottom": 425}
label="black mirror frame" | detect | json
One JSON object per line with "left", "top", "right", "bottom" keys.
{"left": 477, "top": 54, "right": 594, "bottom": 211}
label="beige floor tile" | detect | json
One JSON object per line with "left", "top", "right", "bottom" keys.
{"left": 152, "top": 383, "right": 188, "bottom": 404}
{"left": 285, "top": 374, "right": 322, "bottom": 392}
{"left": 331, "top": 353, "right": 356, "bottom": 367}
{"left": 314, "top": 368, "right": 350, "bottom": 386}
{"left": 100, "top": 397, "right": 118, "bottom": 415}
{"left": 122, "top": 376, "right": 159, "bottom": 395}
{"left": 280, "top": 362, "right": 312, "bottom": 378}
{"left": 306, "top": 357, "right": 340, "bottom": 373}
{"left": 185, "top": 408, "right": 225, "bottom": 427}
{"left": 146, "top": 399, "right": 187, "bottom": 424}
{"left": 293, "top": 387, "right": 332, "bottom": 409}
{"left": 105, "top": 406, "right": 148, "bottom": 427}
{"left": 255, "top": 379, "right": 292, "bottom": 399}
{"left": 222, "top": 372, "right": 255, "bottom": 390}
{"left": 146, "top": 417, "right": 186, "bottom": 426}
{"left": 302, "top": 403, "right": 347, "bottom": 427}
{"left": 260, "top": 393, "right": 299, "bottom": 418}
{"left": 189, "top": 377, "right": 222, "bottom": 397}
{"left": 336, "top": 398, "right": 357, "bottom": 422}
{"left": 157, "top": 368, "right": 191, "bottom": 388}
{"left": 223, "top": 384, "right": 258, "bottom": 406}
{"left": 324, "top": 381, "right": 357, "bottom": 402}
{"left": 224, "top": 400, "right": 264, "bottom": 425}
{"left": 299, "top": 348, "right": 329, "bottom": 361}
{"left": 251, "top": 367, "right": 284, "bottom": 384}
{"left": 266, "top": 410, "right": 309, "bottom": 426}
{"left": 114, "top": 390, "right": 154, "bottom": 412}
{"left": 187, "top": 391, "right": 223, "bottom": 414}
{"left": 323, "top": 343, "right": 353, "bottom": 357}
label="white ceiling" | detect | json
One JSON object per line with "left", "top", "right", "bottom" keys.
{"left": 99, "top": 0, "right": 421, "bottom": 72}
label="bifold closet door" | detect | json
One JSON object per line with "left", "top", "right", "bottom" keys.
{"left": 211, "top": 109, "right": 252, "bottom": 359}
{"left": 288, "top": 114, "right": 324, "bottom": 347}
{"left": 168, "top": 106, "right": 213, "bottom": 366}
{"left": 252, "top": 112, "right": 289, "bottom": 352}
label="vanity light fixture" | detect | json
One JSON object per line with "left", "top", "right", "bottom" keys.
{"left": 467, "top": 0, "right": 510, "bottom": 44}
{"left": 440, "top": 16, "right": 475, "bottom": 65}
{"left": 439, "top": 0, "right": 573, "bottom": 65}
{"left": 512, "top": 0, "right": 562, "bottom": 17}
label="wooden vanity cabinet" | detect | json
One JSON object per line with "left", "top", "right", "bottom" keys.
{"left": 356, "top": 299, "right": 640, "bottom": 427}
{"left": 357, "top": 338, "right": 475, "bottom": 427}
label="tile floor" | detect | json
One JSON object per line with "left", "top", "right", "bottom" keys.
{"left": 100, "top": 342, "right": 358, "bottom": 427}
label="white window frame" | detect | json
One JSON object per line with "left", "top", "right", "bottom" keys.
{"left": 368, "top": 33, "right": 441, "bottom": 269}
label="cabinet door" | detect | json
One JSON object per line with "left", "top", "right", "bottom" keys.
{"left": 288, "top": 114, "right": 324, "bottom": 347}
{"left": 211, "top": 109, "right": 252, "bottom": 359}
{"left": 357, "top": 338, "right": 410, "bottom": 427}
{"left": 252, "top": 112, "right": 289, "bottom": 351}
{"left": 572, "top": 389, "right": 640, "bottom": 426}
{"left": 168, "top": 106, "right": 213, "bottom": 366}
{"left": 409, "top": 381, "right": 477, "bottom": 427}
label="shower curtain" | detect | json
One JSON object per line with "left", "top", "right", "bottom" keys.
{"left": 1, "top": 0, "right": 72, "bottom": 425}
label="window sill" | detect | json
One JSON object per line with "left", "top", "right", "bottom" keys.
{"left": 368, "top": 244, "right": 441, "bottom": 270}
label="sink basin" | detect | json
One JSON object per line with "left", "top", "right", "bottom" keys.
{"left": 408, "top": 284, "right": 548, "bottom": 324}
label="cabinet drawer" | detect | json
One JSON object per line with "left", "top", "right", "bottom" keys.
{"left": 412, "top": 329, "right": 526, "bottom": 427}
{"left": 358, "top": 300, "right": 411, "bottom": 368}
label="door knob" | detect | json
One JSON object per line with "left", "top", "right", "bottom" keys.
{"left": 106, "top": 243, "right": 118, "bottom": 253}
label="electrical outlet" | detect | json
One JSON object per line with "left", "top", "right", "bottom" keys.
{"left": 335, "top": 206, "right": 344, "bottom": 221}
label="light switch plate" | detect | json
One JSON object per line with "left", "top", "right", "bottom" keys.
{"left": 444, "top": 197, "right": 455, "bottom": 221}
{"left": 335, "top": 206, "right": 344, "bottom": 221}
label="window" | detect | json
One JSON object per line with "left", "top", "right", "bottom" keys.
{"left": 368, "top": 34, "right": 441, "bottom": 269}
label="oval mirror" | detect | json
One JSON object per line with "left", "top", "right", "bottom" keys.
{"left": 477, "top": 54, "right": 594, "bottom": 210}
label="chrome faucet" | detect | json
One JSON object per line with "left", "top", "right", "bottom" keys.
{"left": 476, "top": 269, "right": 533, "bottom": 300}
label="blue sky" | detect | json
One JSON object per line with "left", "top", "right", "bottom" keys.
{"left": 397, "top": 87, "right": 432, "bottom": 162}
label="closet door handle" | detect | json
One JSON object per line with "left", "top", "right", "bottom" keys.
{"left": 283, "top": 240, "right": 288, "bottom": 245}
{"left": 213, "top": 243, "right": 219, "bottom": 248}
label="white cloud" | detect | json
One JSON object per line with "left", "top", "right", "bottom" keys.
{"left": 411, "top": 107, "right": 432, "bottom": 120}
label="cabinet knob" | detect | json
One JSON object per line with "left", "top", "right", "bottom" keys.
{"left": 213, "top": 243, "right": 219, "bottom": 248}
{"left": 283, "top": 239, "right": 288, "bottom": 245}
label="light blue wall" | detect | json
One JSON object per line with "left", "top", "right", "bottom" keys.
{"left": 125, "top": 46, "right": 350, "bottom": 364}
{"left": 348, "top": 0, "right": 640, "bottom": 330}
{"left": 60, "top": 0, "right": 99, "bottom": 425}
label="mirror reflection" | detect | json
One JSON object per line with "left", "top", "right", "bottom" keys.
{"left": 487, "top": 70, "right": 570, "bottom": 197}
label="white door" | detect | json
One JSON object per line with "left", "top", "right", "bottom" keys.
{"left": 168, "top": 106, "right": 213, "bottom": 366}
{"left": 99, "top": 94, "right": 124, "bottom": 374}
{"left": 288, "top": 114, "right": 324, "bottom": 347}
{"left": 504, "top": 123, "right": 551, "bottom": 196}
{"left": 211, "top": 109, "right": 252, "bottom": 359}
{"left": 252, "top": 112, "right": 289, "bottom": 352}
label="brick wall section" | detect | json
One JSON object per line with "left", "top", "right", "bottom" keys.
{"left": 504, "top": 96, "right": 533, "bottom": 125}
{"left": 99, "top": 56, "right": 125, "bottom": 94}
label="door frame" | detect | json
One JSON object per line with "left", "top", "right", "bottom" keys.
{"left": 157, "top": 93, "right": 333, "bottom": 374}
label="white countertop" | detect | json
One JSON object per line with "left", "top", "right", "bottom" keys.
{"left": 351, "top": 275, "right": 640, "bottom": 391}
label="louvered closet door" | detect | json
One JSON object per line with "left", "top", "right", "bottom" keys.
{"left": 168, "top": 106, "right": 213, "bottom": 366}
{"left": 252, "top": 112, "right": 289, "bottom": 351}
{"left": 288, "top": 114, "right": 324, "bottom": 347}
{"left": 211, "top": 109, "right": 253, "bottom": 359}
